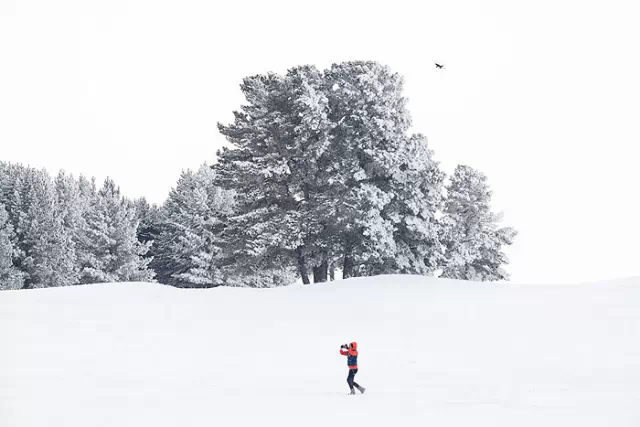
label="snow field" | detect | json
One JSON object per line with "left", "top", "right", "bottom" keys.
{"left": 2, "top": 275, "right": 640, "bottom": 426}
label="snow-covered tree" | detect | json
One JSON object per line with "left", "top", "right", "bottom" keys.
{"left": 79, "top": 178, "right": 154, "bottom": 283}
{"left": 321, "top": 61, "right": 417, "bottom": 278}
{"left": 362, "top": 134, "right": 446, "bottom": 276}
{"left": 0, "top": 162, "right": 27, "bottom": 251}
{"left": 440, "top": 165, "right": 517, "bottom": 281}
{"left": 54, "top": 171, "right": 90, "bottom": 280}
{"left": 216, "top": 66, "right": 333, "bottom": 284}
{"left": 0, "top": 203, "right": 24, "bottom": 290}
{"left": 152, "top": 165, "right": 296, "bottom": 288}
{"left": 55, "top": 171, "right": 85, "bottom": 234}
{"left": 153, "top": 166, "right": 231, "bottom": 287}
{"left": 15, "top": 168, "right": 78, "bottom": 288}
{"left": 215, "top": 61, "right": 449, "bottom": 283}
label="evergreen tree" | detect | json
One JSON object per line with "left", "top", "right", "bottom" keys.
{"left": 153, "top": 165, "right": 296, "bottom": 288}
{"left": 79, "top": 178, "right": 153, "bottom": 283}
{"left": 17, "top": 168, "right": 78, "bottom": 288}
{"left": 0, "top": 162, "right": 28, "bottom": 259}
{"left": 215, "top": 61, "right": 448, "bottom": 283}
{"left": 441, "top": 165, "right": 517, "bottom": 281}
{"left": 154, "top": 166, "right": 232, "bottom": 287}
{"left": 0, "top": 203, "right": 24, "bottom": 290}
{"left": 54, "top": 171, "right": 87, "bottom": 281}
{"left": 216, "top": 66, "right": 332, "bottom": 284}
{"left": 362, "top": 133, "right": 446, "bottom": 276}
{"left": 322, "top": 61, "right": 414, "bottom": 278}
{"left": 54, "top": 171, "right": 84, "bottom": 234}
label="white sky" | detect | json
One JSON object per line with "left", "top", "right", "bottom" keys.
{"left": 1, "top": 0, "right": 639, "bottom": 284}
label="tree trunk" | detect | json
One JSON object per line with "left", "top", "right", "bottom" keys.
{"left": 313, "top": 260, "right": 328, "bottom": 283}
{"left": 296, "top": 247, "right": 310, "bottom": 285}
{"left": 342, "top": 238, "right": 355, "bottom": 279}
{"left": 329, "top": 263, "right": 335, "bottom": 281}
{"left": 343, "top": 255, "right": 354, "bottom": 279}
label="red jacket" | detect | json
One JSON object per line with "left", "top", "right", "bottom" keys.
{"left": 340, "top": 342, "right": 358, "bottom": 369}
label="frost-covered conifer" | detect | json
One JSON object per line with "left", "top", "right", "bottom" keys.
{"left": 216, "top": 66, "right": 334, "bottom": 284}
{"left": 79, "top": 178, "right": 153, "bottom": 283}
{"left": 216, "top": 61, "right": 448, "bottom": 282}
{"left": 0, "top": 203, "right": 24, "bottom": 289}
{"left": 441, "top": 165, "right": 516, "bottom": 281}
{"left": 17, "top": 168, "right": 78, "bottom": 288}
{"left": 153, "top": 165, "right": 296, "bottom": 288}
{"left": 153, "top": 166, "right": 232, "bottom": 287}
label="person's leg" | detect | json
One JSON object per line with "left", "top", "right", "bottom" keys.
{"left": 351, "top": 369, "right": 360, "bottom": 388}
{"left": 347, "top": 369, "right": 355, "bottom": 390}
{"left": 352, "top": 369, "right": 365, "bottom": 393}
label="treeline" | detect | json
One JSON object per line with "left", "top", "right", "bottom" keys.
{"left": 0, "top": 61, "right": 517, "bottom": 290}
{"left": 0, "top": 162, "right": 153, "bottom": 289}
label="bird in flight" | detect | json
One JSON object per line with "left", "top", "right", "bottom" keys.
{"left": 435, "top": 63, "right": 444, "bottom": 69}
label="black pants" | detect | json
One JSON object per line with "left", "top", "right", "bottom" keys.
{"left": 347, "top": 368, "right": 360, "bottom": 390}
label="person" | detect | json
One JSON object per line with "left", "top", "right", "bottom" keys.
{"left": 340, "top": 342, "right": 366, "bottom": 395}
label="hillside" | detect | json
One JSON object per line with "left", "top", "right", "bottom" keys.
{"left": 2, "top": 275, "right": 639, "bottom": 426}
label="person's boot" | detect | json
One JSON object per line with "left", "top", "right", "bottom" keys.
{"left": 349, "top": 388, "right": 356, "bottom": 395}
{"left": 357, "top": 385, "right": 366, "bottom": 394}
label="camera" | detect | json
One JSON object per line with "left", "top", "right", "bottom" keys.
{"left": 340, "top": 344, "right": 349, "bottom": 349}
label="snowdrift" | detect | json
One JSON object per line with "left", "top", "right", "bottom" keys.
{"left": 2, "top": 275, "right": 640, "bottom": 426}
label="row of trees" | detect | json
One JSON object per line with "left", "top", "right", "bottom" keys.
{"left": 1, "top": 61, "right": 516, "bottom": 290}
{"left": 137, "top": 160, "right": 515, "bottom": 289}
{"left": 0, "top": 162, "right": 153, "bottom": 290}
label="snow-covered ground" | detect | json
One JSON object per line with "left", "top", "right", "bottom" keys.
{"left": 2, "top": 275, "right": 640, "bottom": 426}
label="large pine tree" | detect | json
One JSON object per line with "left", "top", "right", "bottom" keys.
{"left": 216, "top": 66, "right": 332, "bottom": 284}
{"left": 323, "top": 61, "right": 421, "bottom": 278}
{"left": 216, "top": 61, "right": 447, "bottom": 282}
